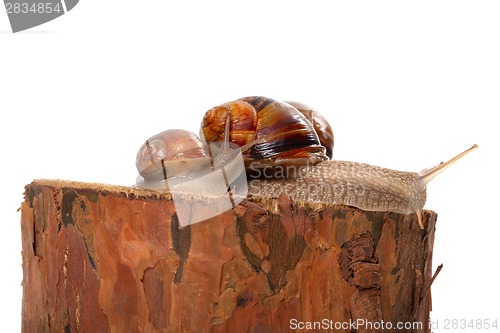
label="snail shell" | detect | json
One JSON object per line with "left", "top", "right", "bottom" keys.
{"left": 201, "top": 96, "right": 329, "bottom": 171}
{"left": 136, "top": 129, "right": 211, "bottom": 184}
{"left": 285, "top": 100, "right": 334, "bottom": 159}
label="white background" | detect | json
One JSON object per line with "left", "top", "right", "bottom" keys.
{"left": 1, "top": 1, "right": 499, "bottom": 331}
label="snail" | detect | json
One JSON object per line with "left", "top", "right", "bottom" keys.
{"left": 136, "top": 96, "right": 477, "bottom": 229}
{"left": 135, "top": 129, "right": 212, "bottom": 188}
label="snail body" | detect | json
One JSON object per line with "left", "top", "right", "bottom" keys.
{"left": 136, "top": 96, "right": 477, "bottom": 228}
{"left": 247, "top": 144, "right": 477, "bottom": 228}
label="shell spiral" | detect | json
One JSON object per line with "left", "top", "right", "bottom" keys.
{"left": 201, "top": 96, "right": 329, "bottom": 169}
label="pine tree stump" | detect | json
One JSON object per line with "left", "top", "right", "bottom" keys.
{"left": 21, "top": 179, "right": 437, "bottom": 333}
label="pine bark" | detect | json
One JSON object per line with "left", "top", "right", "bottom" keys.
{"left": 21, "top": 179, "right": 437, "bottom": 333}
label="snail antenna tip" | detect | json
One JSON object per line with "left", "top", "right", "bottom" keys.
{"left": 418, "top": 144, "right": 477, "bottom": 187}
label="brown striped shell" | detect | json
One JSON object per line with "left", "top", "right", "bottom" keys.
{"left": 285, "top": 100, "right": 334, "bottom": 159}
{"left": 200, "top": 96, "right": 329, "bottom": 170}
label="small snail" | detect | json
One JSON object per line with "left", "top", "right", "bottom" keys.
{"left": 136, "top": 96, "right": 477, "bottom": 229}
{"left": 135, "top": 129, "right": 212, "bottom": 188}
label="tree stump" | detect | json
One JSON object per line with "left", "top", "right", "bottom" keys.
{"left": 21, "top": 179, "right": 437, "bottom": 333}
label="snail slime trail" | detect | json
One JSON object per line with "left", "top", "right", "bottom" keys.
{"left": 137, "top": 96, "right": 477, "bottom": 229}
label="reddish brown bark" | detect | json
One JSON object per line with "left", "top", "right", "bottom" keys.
{"left": 21, "top": 180, "right": 436, "bottom": 333}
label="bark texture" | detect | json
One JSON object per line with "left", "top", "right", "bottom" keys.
{"left": 21, "top": 179, "right": 437, "bottom": 333}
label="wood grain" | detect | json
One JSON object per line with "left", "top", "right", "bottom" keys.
{"left": 21, "top": 179, "right": 437, "bottom": 333}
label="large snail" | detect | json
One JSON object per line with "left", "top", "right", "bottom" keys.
{"left": 136, "top": 96, "right": 477, "bottom": 228}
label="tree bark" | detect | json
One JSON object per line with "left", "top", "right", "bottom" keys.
{"left": 21, "top": 179, "right": 437, "bottom": 333}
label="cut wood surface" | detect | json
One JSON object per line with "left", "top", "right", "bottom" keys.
{"left": 21, "top": 179, "right": 437, "bottom": 333}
